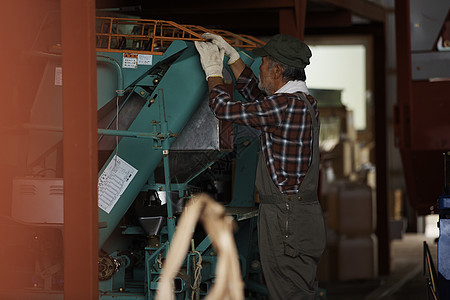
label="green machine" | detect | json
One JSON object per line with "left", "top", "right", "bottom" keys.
{"left": 7, "top": 17, "right": 268, "bottom": 299}
{"left": 93, "top": 19, "right": 266, "bottom": 299}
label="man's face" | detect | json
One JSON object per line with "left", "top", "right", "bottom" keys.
{"left": 258, "top": 56, "right": 275, "bottom": 95}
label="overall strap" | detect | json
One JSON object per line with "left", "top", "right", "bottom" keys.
{"left": 295, "top": 92, "right": 318, "bottom": 128}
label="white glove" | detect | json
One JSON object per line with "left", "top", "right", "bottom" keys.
{"left": 194, "top": 41, "right": 225, "bottom": 80}
{"left": 202, "top": 33, "right": 240, "bottom": 65}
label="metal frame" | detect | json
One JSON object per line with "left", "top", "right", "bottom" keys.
{"left": 96, "top": 17, "right": 265, "bottom": 55}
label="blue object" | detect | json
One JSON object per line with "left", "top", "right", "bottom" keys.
{"left": 438, "top": 195, "right": 450, "bottom": 298}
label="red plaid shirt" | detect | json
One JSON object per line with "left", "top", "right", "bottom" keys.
{"left": 209, "top": 66, "right": 319, "bottom": 195}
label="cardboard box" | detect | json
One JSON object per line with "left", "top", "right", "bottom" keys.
{"left": 329, "top": 141, "right": 354, "bottom": 179}
{"left": 327, "top": 181, "right": 375, "bottom": 236}
{"left": 318, "top": 232, "right": 378, "bottom": 282}
{"left": 337, "top": 234, "right": 378, "bottom": 281}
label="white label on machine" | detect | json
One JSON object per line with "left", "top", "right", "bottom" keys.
{"left": 54, "top": 67, "right": 62, "bottom": 86}
{"left": 98, "top": 155, "right": 138, "bottom": 214}
{"left": 122, "top": 53, "right": 138, "bottom": 69}
{"left": 138, "top": 54, "right": 153, "bottom": 65}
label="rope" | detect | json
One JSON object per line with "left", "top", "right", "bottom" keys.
{"left": 155, "top": 193, "right": 244, "bottom": 300}
{"left": 190, "top": 250, "right": 203, "bottom": 300}
{"left": 156, "top": 253, "right": 163, "bottom": 269}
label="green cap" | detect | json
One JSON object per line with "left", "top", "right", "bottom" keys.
{"left": 252, "top": 34, "right": 312, "bottom": 69}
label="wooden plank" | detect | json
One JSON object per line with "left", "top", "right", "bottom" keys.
{"left": 61, "top": 0, "right": 99, "bottom": 298}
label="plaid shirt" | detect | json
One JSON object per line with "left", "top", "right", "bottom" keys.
{"left": 209, "top": 66, "right": 319, "bottom": 195}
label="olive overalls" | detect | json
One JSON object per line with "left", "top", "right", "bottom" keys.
{"left": 255, "top": 93, "right": 326, "bottom": 300}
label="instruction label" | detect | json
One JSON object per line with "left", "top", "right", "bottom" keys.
{"left": 138, "top": 54, "right": 153, "bottom": 65}
{"left": 98, "top": 155, "right": 138, "bottom": 214}
{"left": 122, "top": 53, "right": 138, "bottom": 69}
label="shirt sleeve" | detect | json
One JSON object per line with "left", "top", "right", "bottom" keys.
{"left": 209, "top": 84, "right": 290, "bottom": 133}
{"left": 235, "top": 66, "right": 266, "bottom": 102}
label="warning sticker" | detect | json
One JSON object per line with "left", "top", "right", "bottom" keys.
{"left": 98, "top": 155, "right": 138, "bottom": 214}
{"left": 123, "top": 53, "right": 138, "bottom": 69}
{"left": 138, "top": 54, "right": 153, "bottom": 65}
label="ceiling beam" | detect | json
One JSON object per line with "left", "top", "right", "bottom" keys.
{"left": 306, "top": 10, "right": 352, "bottom": 27}
{"left": 95, "top": 0, "right": 385, "bottom": 34}
{"left": 279, "top": 0, "right": 307, "bottom": 39}
{"left": 97, "top": 0, "right": 296, "bottom": 10}
{"left": 310, "top": 0, "right": 385, "bottom": 22}
{"left": 138, "top": 11, "right": 279, "bottom": 33}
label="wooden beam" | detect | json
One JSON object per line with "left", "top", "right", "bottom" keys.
{"left": 305, "top": 10, "right": 353, "bottom": 28}
{"left": 61, "top": 0, "right": 99, "bottom": 298}
{"left": 140, "top": 11, "right": 278, "bottom": 32}
{"left": 98, "top": 0, "right": 295, "bottom": 11}
{"left": 310, "top": 0, "right": 386, "bottom": 22}
{"left": 279, "top": 0, "right": 307, "bottom": 39}
{"left": 372, "top": 22, "right": 390, "bottom": 276}
{"left": 394, "top": 0, "right": 412, "bottom": 150}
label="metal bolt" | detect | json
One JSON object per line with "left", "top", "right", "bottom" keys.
{"left": 150, "top": 99, "right": 155, "bottom": 104}
{"left": 140, "top": 91, "right": 145, "bottom": 95}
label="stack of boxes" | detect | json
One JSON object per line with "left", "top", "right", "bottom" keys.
{"left": 324, "top": 181, "right": 378, "bottom": 281}
{"left": 311, "top": 88, "right": 378, "bottom": 281}
{"left": 318, "top": 181, "right": 378, "bottom": 282}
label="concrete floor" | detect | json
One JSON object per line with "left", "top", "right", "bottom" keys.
{"left": 320, "top": 233, "right": 437, "bottom": 300}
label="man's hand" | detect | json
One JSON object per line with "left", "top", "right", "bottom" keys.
{"left": 202, "top": 33, "right": 240, "bottom": 65}
{"left": 194, "top": 41, "right": 225, "bottom": 81}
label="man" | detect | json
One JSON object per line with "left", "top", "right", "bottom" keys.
{"left": 195, "top": 33, "right": 326, "bottom": 300}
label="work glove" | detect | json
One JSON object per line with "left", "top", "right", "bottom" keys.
{"left": 194, "top": 41, "right": 225, "bottom": 80}
{"left": 202, "top": 33, "right": 240, "bottom": 65}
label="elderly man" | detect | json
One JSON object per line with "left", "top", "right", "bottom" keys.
{"left": 195, "top": 33, "right": 326, "bottom": 300}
